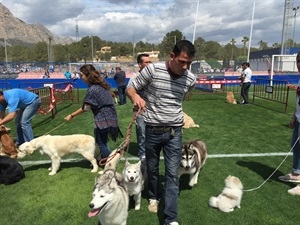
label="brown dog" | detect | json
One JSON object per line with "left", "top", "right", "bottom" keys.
{"left": 0, "top": 126, "right": 18, "bottom": 158}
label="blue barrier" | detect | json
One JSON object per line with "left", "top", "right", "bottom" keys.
{"left": 0, "top": 78, "right": 130, "bottom": 89}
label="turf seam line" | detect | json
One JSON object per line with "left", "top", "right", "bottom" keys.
{"left": 19, "top": 152, "right": 292, "bottom": 166}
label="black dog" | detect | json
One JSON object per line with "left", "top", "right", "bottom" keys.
{"left": 0, "top": 156, "right": 25, "bottom": 185}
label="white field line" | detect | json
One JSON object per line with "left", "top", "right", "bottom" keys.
{"left": 19, "top": 152, "right": 292, "bottom": 166}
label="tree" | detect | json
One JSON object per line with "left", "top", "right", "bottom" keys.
{"left": 230, "top": 38, "right": 236, "bottom": 61}
{"left": 194, "top": 37, "right": 205, "bottom": 60}
{"left": 257, "top": 40, "right": 268, "bottom": 50}
{"left": 159, "top": 30, "right": 184, "bottom": 59}
{"left": 203, "top": 41, "right": 222, "bottom": 59}
{"left": 241, "top": 36, "right": 249, "bottom": 56}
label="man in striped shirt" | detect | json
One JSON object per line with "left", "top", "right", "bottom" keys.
{"left": 126, "top": 40, "right": 196, "bottom": 225}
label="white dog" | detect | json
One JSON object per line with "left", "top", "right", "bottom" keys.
{"left": 88, "top": 169, "right": 129, "bottom": 225}
{"left": 209, "top": 175, "right": 243, "bottom": 213}
{"left": 178, "top": 140, "right": 207, "bottom": 187}
{"left": 122, "top": 160, "right": 145, "bottom": 210}
{"left": 17, "top": 134, "right": 99, "bottom": 175}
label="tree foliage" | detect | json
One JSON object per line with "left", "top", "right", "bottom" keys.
{"left": 0, "top": 30, "right": 297, "bottom": 65}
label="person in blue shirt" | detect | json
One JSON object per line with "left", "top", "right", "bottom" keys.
{"left": 64, "top": 70, "right": 72, "bottom": 79}
{"left": 0, "top": 89, "right": 41, "bottom": 146}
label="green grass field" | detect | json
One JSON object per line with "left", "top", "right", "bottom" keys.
{"left": 1, "top": 89, "right": 300, "bottom": 225}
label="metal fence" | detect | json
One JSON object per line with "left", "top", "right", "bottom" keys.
{"left": 253, "top": 78, "right": 290, "bottom": 113}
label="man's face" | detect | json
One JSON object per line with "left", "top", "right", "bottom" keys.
{"left": 170, "top": 51, "right": 194, "bottom": 76}
{"left": 139, "top": 56, "right": 151, "bottom": 70}
{"left": 297, "top": 53, "right": 300, "bottom": 73}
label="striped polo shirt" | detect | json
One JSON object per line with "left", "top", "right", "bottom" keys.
{"left": 127, "top": 61, "right": 196, "bottom": 126}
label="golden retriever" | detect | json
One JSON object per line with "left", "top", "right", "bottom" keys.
{"left": 17, "top": 134, "right": 100, "bottom": 175}
{"left": 183, "top": 112, "right": 200, "bottom": 129}
{"left": 226, "top": 92, "right": 237, "bottom": 104}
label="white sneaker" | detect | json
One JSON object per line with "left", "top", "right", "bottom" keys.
{"left": 166, "top": 222, "right": 179, "bottom": 225}
{"left": 148, "top": 199, "right": 159, "bottom": 213}
{"left": 288, "top": 185, "right": 300, "bottom": 195}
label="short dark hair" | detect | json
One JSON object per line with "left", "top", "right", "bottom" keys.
{"left": 137, "top": 54, "right": 150, "bottom": 64}
{"left": 172, "top": 40, "right": 196, "bottom": 58}
{"left": 242, "top": 62, "right": 250, "bottom": 67}
{"left": 0, "top": 91, "right": 3, "bottom": 96}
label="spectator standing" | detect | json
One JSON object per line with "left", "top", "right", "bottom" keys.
{"left": 114, "top": 67, "right": 127, "bottom": 105}
{"left": 240, "top": 62, "right": 252, "bottom": 105}
{"left": 0, "top": 89, "right": 41, "bottom": 146}
{"left": 278, "top": 51, "right": 300, "bottom": 195}
{"left": 64, "top": 64, "right": 123, "bottom": 163}
{"left": 126, "top": 40, "right": 196, "bottom": 225}
{"left": 127, "top": 54, "right": 151, "bottom": 161}
{"left": 43, "top": 69, "right": 50, "bottom": 78}
{"left": 64, "top": 70, "right": 72, "bottom": 79}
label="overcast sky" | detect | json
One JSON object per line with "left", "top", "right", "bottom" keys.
{"left": 1, "top": 0, "right": 300, "bottom": 47}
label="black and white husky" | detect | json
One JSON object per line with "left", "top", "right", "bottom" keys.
{"left": 88, "top": 169, "right": 129, "bottom": 225}
{"left": 178, "top": 140, "right": 208, "bottom": 187}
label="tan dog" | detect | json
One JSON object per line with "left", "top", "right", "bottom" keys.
{"left": 0, "top": 126, "right": 18, "bottom": 158}
{"left": 111, "top": 90, "right": 119, "bottom": 104}
{"left": 226, "top": 92, "right": 237, "bottom": 104}
{"left": 183, "top": 112, "right": 199, "bottom": 129}
{"left": 18, "top": 134, "right": 99, "bottom": 175}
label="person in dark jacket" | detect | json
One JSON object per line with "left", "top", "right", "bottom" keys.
{"left": 114, "top": 67, "right": 127, "bottom": 105}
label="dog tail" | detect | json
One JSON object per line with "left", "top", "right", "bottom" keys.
{"left": 208, "top": 196, "right": 218, "bottom": 208}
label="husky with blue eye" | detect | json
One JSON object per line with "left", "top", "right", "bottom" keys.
{"left": 178, "top": 140, "right": 207, "bottom": 187}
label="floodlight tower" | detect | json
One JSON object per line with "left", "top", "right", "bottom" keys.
{"left": 281, "top": 0, "right": 295, "bottom": 54}
{"left": 76, "top": 20, "right": 79, "bottom": 42}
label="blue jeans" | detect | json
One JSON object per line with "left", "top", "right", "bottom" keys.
{"left": 94, "top": 128, "right": 111, "bottom": 160}
{"left": 136, "top": 114, "right": 146, "bottom": 160}
{"left": 291, "top": 121, "right": 300, "bottom": 174}
{"left": 15, "top": 98, "right": 41, "bottom": 145}
{"left": 117, "top": 85, "right": 127, "bottom": 105}
{"left": 145, "top": 126, "right": 182, "bottom": 224}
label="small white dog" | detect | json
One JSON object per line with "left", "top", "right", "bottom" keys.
{"left": 122, "top": 160, "right": 145, "bottom": 210}
{"left": 209, "top": 175, "right": 243, "bottom": 213}
{"left": 17, "top": 134, "right": 99, "bottom": 175}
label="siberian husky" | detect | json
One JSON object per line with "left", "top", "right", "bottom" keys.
{"left": 209, "top": 175, "right": 243, "bottom": 213}
{"left": 122, "top": 160, "right": 145, "bottom": 210}
{"left": 17, "top": 134, "right": 99, "bottom": 175}
{"left": 88, "top": 169, "right": 129, "bottom": 225}
{"left": 178, "top": 140, "right": 208, "bottom": 187}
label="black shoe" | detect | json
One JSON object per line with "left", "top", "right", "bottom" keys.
{"left": 242, "top": 102, "right": 249, "bottom": 105}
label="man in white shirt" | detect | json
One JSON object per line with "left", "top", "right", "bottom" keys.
{"left": 240, "top": 62, "right": 252, "bottom": 105}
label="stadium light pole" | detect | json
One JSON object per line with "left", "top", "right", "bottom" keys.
{"left": 292, "top": 6, "right": 300, "bottom": 47}
{"left": 83, "top": 43, "right": 87, "bottom": 64}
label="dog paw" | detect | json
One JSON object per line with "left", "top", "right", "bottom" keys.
{"left": 98, "top": 170, "right": 104, "bottom": 175}
{"left": 134, "top": 204, "right": 141, "bottom": 210}
{"left": 91, "top": 169, "right": 98, "bottom": 173}
{"left": 188, "top": 181, "right": 195, "bottom": 187}
{"left": 49, "top": 172, "right": 56, "bottom": 176}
